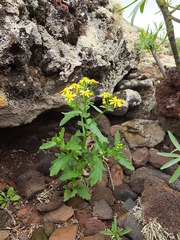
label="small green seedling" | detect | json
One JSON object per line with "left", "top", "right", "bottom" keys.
{"left": 100, "top": 216, "right": 131, "bottom": 240}
{"left": 0, "top": 187, "right": 20, "bottom": 209}
{"left": 157, "top": 131, "right": 180, "bottom": 183}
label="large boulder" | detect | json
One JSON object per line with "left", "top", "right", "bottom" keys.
{"left": 0, "top": 0, "right": 138, "bottom": 127}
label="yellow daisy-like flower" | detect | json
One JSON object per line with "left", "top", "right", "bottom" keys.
{"left": 61, "top": 87, "right": 69, "bottom": 96}
{"left": 80, "top": 89, "right": 93, "bottom": 98}
{"left": 65, "top": 92, "right": 76, "bottom": 102}
{"left": 109, "top": 96, "right": 125, "bottom": 108}
{"left": 79, "top": 77, "right": 91, "bottom": 85}
{"left": 90, "top": 79, "right": 99, "bottom": 85}
{"left": 69, "top": 83, "right": 80, "bottom": 93}
{"left": 101, "top": 92, "right": 112, "bottom": 99}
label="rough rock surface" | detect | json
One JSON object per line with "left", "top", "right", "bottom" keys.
{"left": 0, "top": 0, "right": 137, "bottom": 128}
{"left": 121, "top": 119, "right": 165, "bottom": 148}
{"left": 142, "top": 176, "right": 180, "bottom": 234}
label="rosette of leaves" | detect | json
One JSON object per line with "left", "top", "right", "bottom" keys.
{"left": 0, "top": 187, "right": 20, "bottom": 209}
{"left": 100, "top": 216, "right": 131, "bottom": 240}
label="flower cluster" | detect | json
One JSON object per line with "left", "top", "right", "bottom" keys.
{"left": 61, "top": 77, "right": 125, "bottom": 111}
{"left": 61, "top": 77, "right": 99, "bottom": 105}
{"left": 101, "top": 91, "right": 125, "bottom": 110}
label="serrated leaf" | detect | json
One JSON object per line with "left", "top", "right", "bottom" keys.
{"left": 89, "top": 155, "right": 105, "bottom": 186}
{"left": 40, "top": 141, "right": 56, "bottom": 150}
{"left": 77, "top": 183, "right": 91, "bottom": 200}
{"left": 60, "top": 110, "right": 82, "bottom": 126}
{"left": 160, "top": 158, "right": 180, "bottom": 170}
{"left": 10, "top": 195, "right": 20, "bottom": 201}
{"left": 7, "top": 187, "right": 14, "bottom": 197}
{"left": 66, "top": 134, "right": 82, "bottom": 151}
{"left": 50, "top": 154, "right": 70, "bottom": 176}
{"left": 60, "top": 171, "right": 79, "bottom": 181}
{"left": 114, "top": 154, "right": 135, "bottom": 171}
{"left": 168, "top": 131, "right": 180, "bottom": 151}
{"left": 87, "top": 118, "right": 108, "bottom": 143}
{"left": 63, "top": 187, "right": 77, "bottom": 201}
{"left": 169, "top": 166, "right": 180, "bottom": 183}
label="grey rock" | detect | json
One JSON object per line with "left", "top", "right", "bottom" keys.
{"left": 121, "top": 119, "right": 165, "bottom": 148}
{"left": 93, "top": 200, "right": 113, "bottom": 220}
{"left": 119, "top": 79, "right": 153, "bottom": 90}
{"left": 123, "top": 198, "right": 136, "bottom": 211}
{"left": 0, "top": 0, "right": 137, "bottom": 128}
{"left": 113, "top": 183, "right": 137, "bottom": 201}
{"left": 37, "top": 152, "right": 55, "bottom": 175}
{"left": 122, "top": 211, "right": 144, "bottom": 240}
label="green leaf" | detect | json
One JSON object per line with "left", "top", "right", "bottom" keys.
{"left": 87, "top": 118, "right": 108, "bottom": 143}
{"left": 50, "top": 154, "right": 70, "bottom": 176}
{"left": 89, "top": 155, "right": 105, "bottom": 186}
{"left": 116, "top": 0, "right": 138, "bottom": 12}
{"left": 76, "top": 183, "right": 91, "bottom": 200}
{"left": 119, "top": 228, "right": 132, "bottom": 236}
{"left": 157, "top": 152, "right": 180, "bottom": 158}
{"left": 140, "top": 0, "right": 146, "bottom": 13}
{"left": 160, "top": 158, "right": 180, "bottom": 170}
{"left": 40, "top": 141, "right": 56, "bottom": 150}
{"left": 60, "top": 171, "right": 79, "bottom": 181}
{"left": 60, "top": 110, "right": 82, "bottom": 126}
{"left": 0, "top": 191, "right": 5, "bottom": 197}
{"left": 168, "top": 131, "right": 180, "bottom": 151}
{"left": 63, "top": 187, "right": 77, "bottom": 201}
{"left": 114, "top": 153, "right": 135, "bottom": 171}
{"left": 10, "top": 195, "right": 20, "bottom": 201}
{"left": 129, "top": 0, "right": 146, "bottom": 25}
{"left": 1, "top": 202, "right": 6, "bottom": 209}
{"left": 0, "top": 196, "right": 4, "bottom": 201}
{"left": 91, "top": 104, "right": 103, "bottom": 114}
{"left": 66, "top": 133, "right": 82, "bottom": 151}
{"left": 169, "top": 166, "right": 180, "bottom": 183}
{"left": 99, "top": 230, "right": 114, "bottom": 236}
{"left": 115, "top": 131, "right": 121, "bottom": 147}
{"left": 7, "top": 187, "right": 14, "bottom": 197}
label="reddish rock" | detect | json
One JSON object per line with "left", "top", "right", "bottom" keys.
{"left": 17, "top": 170, "right": 46, "bottom": 199}
{"left": 92, "top": 186, "right": 115, "bottom": 206}
{"left": 96, "top": 172, "right": 108, "bottom": 188}
{"left": 76, "top": 203, "right": 92, "bottom": 228}
{"left": 17, "top": 205, "right": 41, "bottom": 226}
{"left": 84, "top": 218, "right": 106, "bottom": 236}
{"left": 110, "top": 125, "right": 123, "bottom": 138}
{"left": 110, "top": 164, "right": 123, "bottom": 188}
{"left": 67, "top": 195, "right": 84, "bottom": 209}
{"left": 81, "top": 233, "right": 110, "bottom": 239}
{"left": 43, "top": 205, "right": 74, "bottom": 223}
{"left": 142, "top": 176, "right": 180, "bottom": 234}
{"left": 49, "top": 224, "right": 78, "bottom": 240}
{"left": 132, "top": 147, "right": 149, "bottom": 168}
{"left": 43, "top": 221, "right": 54, "bottom": 237}
{"left": 36, "top": 197, "right": 64, "bottom": 212}
{"left": 148, "top": 148, "right": 172, "bottom": 168}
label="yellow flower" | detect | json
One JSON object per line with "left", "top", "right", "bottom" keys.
{"left": 61, "top": 87, "right": 69, "bottom": 96}
{"left": 65, "top": 92, "right": 76, "bottom": 102}
{"left": 90, "top": 79, "right": 99, "bottom": 85}
{"left": 0, "top": 95, "right": 6, "bottom": 106}
{"left": 79, "top": 77, "right": 90, "bottom": 85}
{"left": 102, "top": 98, "right": 106, "bottom": 105}
{"left": 80, "top": 89, "right": 93, "bottom": 98}
{"left": 101, "top": 92, "right": 112, "bottom": 99}
{"left": 109, "top": 96, "right": 125, "bottom": 108}
{"left": 69, "top": 83, "right": 80, "bottom": 92}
